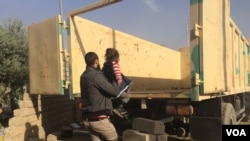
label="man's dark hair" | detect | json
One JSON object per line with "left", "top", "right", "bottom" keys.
{"left": 85, "top": 52, "right": 99, "bottom": 66}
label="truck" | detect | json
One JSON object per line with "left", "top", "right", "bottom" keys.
{"left": 28, "top": 0, "right": 250, "bottom": 141}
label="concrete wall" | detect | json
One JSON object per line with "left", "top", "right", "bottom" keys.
{"left": 3, "top": 93, "right": 81, "bottom": 141}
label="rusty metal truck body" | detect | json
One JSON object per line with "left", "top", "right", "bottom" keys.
{"left": 28, "top": 0, "right": 250, "bottom": 140}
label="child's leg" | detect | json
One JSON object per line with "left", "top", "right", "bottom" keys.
{"left": 113, "top": 74, "right": 132, "bottom": 118}
{"left": 113, "top": 92, "right": 130, "bottom": 118}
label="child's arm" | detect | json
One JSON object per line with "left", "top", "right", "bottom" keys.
{"left": 112, "top": 61, "right": 122, "bottom": 86}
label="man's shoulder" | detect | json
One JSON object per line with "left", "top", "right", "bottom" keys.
{"left": 83, "top": 69, "right": 103, "bottom": 78}
{"left": 93, "top": 71, "right": 105, "bottom": 78}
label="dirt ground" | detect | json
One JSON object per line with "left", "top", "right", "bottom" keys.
{"left": 58, "top": 112, "right": 250, "bottom": 141}
{"left": 59, "top": 133, "right": 194, "bottom": 141}
{"left": 58, "top": 130, "right": 193, "bottom": 141}
{"left": 58, "top": 130, "right": 123, "bottom": 141}
{"left": 54, "top": 117, "right": 250, "bottom": 141}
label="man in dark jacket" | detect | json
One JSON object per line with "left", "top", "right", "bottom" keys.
{"left": 80, "top": 52, "right": 119, "bottom": 141}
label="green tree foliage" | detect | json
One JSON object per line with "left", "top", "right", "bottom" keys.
{"left": 0, "top": 18, "right": 28, "bottom": 110}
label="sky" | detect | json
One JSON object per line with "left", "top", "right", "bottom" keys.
{"left": 0, "top": 0, "right": 250, "bottom": 50}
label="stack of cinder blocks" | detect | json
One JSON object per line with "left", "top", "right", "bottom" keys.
{"left": 4, "top": 93, "right": 46, "bottom": 141}
{"left": 122, "top": 118, "right": 167, "bottom": 141}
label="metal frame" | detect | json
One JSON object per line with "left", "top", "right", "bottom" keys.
{"left": 68, "top": 0, "right": 122, "bottom": 17}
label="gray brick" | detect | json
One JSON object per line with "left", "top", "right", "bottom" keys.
{"left": 132, "top": 118, "right": 165, "bottom": 134}
{"left": 122, "top": 130, "right": 156, "bottom": 141}
{"left": 156, "top": 134, "right": 168, "bottom": 141}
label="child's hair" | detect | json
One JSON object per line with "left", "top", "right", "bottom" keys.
{"left": 105, "top": 48, "right": 119, "bottom": 61}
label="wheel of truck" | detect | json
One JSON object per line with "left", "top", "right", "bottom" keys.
{"left": 176, "top": 127, "right": 186, "bottom": 137}
{"left": 221, "top": 103, "right": 236, "bottom": 125}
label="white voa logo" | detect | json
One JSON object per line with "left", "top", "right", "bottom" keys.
{"left": 226, "top": 129, "right": 246, "bottom": 136}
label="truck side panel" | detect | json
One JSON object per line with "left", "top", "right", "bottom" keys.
{"left": 191, "top": 0, "right": 250, "bottom": 97}
{"left": 28, "top": 16, "right": 64, "bottom": 95}
{"left": 201, "top": 0, "right": 226, "bottom": 93}
{"left": 180, "top": 47, "right": 191, "bottom": 89}
{"left": 68, "top": 16, "right": 184, "bottom": 95}
{"left": 229, "top": 21, "right": 249, "bottom": 90}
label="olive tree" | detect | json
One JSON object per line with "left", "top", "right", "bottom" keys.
{"left": 0, "top": 18, "right": 28, "bottom": 111}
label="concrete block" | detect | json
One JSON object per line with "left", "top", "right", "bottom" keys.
{"left": 30, "top": 120, "right": 42, "bottom": 126}
{"left": 156, "top": 134, "right": 168, "bottom": 141}
{"left": 122, "top": 130, "right": 167, "bottom": 141}
{"left": 23, "top": 93, "right": 32, "bottom": 100}
{"left": 19, "top": 100, "right": 34, "bottom": 108}
{"left": 26, "top": 137, "right": 40, "bottom": 141}
{"left": 13, "top": 108, "right": 36, "bottom": 117}
{"left": 3, "top": 137, "right": 12, "bottom": 141}
{"left": 122, "top": 130, "right": 156, "bottom": 141}
{"left": 4, "top": 135, "right": 23, "bottom": 141}
{"left": 4, "top": 126, "right": 24, "bottom": 138}
{"left": 47, "top": 132, "right": 60, "bottom": 141}
{"left": 4, "top": 136, "right": 21, "bottom": 141}
{"left": 27, "top": 115, "right": 39, "bottom": 122}
{"left": 132, "top": 118, "right": 165, "bottom": 134}
{"left": 38, "top": 126, "right": 46, "bottom": 139}
{"left": 8, "top": 117, "right": 27, "bottom": 126}
{"left": 13, "top": 109, "right": 21, "bottom": 117}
